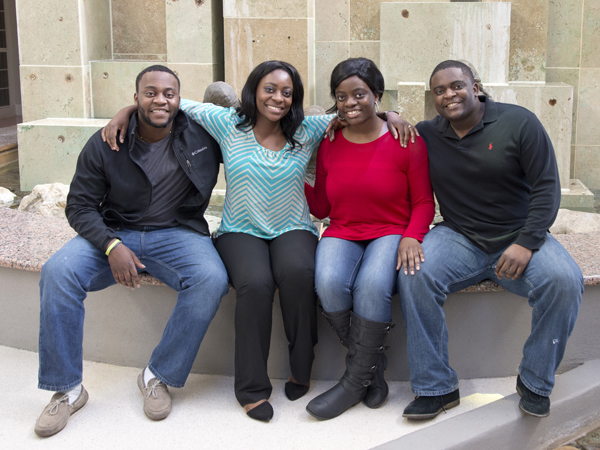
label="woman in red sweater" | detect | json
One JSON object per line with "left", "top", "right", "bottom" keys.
{"left": 304, "top": 58, "right": 435, "bottom": 420}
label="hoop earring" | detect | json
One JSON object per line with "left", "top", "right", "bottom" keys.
{"left": 375, "top": 101, "right": 380, "bottom": 113}
{"left": 336, "top": 110, "right": 346, "bottom": 121}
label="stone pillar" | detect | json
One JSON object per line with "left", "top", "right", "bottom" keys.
{"left": 16, "top": 0, "right": 111, "bottom": 122}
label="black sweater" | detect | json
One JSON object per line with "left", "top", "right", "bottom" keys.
{"left": 416, "top": 96, "right": 560, "bottom": 254}
{"left": 65, "top": 111, "right": 221, "bottom": 252}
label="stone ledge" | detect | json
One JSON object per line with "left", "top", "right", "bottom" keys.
{"left": 2, "top": 207, "right": 598, "bottom": 290}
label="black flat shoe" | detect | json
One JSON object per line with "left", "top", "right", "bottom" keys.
{"left": 285, "top": 381, "right": 309, "bottom": 401}
{"left": 246, "top": 401, "right": 274, "bottom": 423}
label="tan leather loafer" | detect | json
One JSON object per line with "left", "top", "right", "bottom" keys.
{"left": 34, "top": 386, "right": 89, "bottom": 437}
{"left": 137, "top": 372, "right": 172, "bottom": 420}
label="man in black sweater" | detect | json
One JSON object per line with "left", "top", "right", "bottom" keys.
{"left": 398, "top": 60, "right": 583, "bottom": 420}
{"left": 34, "top": 65, "right": 229, "bottom": 437}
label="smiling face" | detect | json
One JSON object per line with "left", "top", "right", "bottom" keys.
{"left": 255, "top": 69, "right": 293, "bottom": 123}
{"left": 134, "top": 70, "right": 180, "bottom": 130}
{"left": 335, "top": 75, "right": 379, "bottom": 125}
{"left": 430, "top": 67, "right": 480, "bottom": 124}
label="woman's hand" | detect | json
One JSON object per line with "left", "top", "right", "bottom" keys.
{"left": 101, "top": 105, "right": 137, "bottom": 151}
{"left": 397, "top": 237, "right": 425, "bottom": 275}
{"left": 384, "top": 112, "right": 419, "bottom": 148}
{"left": 324, "top": 115, "right": 347, "bottom": 142}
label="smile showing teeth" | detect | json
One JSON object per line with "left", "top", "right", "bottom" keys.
{"left": 346, "top": 110, "right": 360, "bottom": 116}
{"left": 446, "top": 102, "right": 460, "bottom": 108}
{"left": 267, "top": 105, "right": 283, "bottom": 111}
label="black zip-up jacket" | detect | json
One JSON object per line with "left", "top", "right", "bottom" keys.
{"left": 65, "top": 111, "right": 221, "bottom": 252}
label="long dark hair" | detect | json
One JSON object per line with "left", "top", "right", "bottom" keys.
{"left": 327, "top": 58, "right": 384, "bottom": 114}
{"left": 236, "top": 60, "right": 305, "bottom": 150}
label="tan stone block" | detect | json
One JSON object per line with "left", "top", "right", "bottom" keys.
{"left": 546, "top": 68, "right": 579, "bottom": 145}
{"left": 581, "top": 0, "right": 600, "bottom": 68}
{"left": 547, "top": 0, "right": 583, "bottom": 68}
{"left": 168, "top": 64, "right": 216, "bottom": 102}
{"left": 397, "top": 83, "right": 426, "bottom": 125}
{"left": 315, "top": 0, "right": 349, "bottom": 41}
{"left": 486, "top": 83, "right": 574, "bottom": 189}
{"left": 224, "top": 18, "right": 309, "bottom": 99}
{"left": 577, "top": 69, "right": 600, "bottom": 146}
{"left": 315, "top": 42, "right": 349, "bottom": 109}
{"left": 20, "top": 66, "right": 90, "bottom": 123}
{"left": 349, "top": 42, "right": 379, "bottom": 67}
{"left": 380, "top": 3, "right": 510, "bottom": 86}
{"left": 349, "top": 0, "right": 450, "bottom": 41}
{"left": 223, "top": 0, "right": 309, "bottom": 18}
{"left": 16, "top": 0, "right": 83, "bottom": 65}
{"left": 166, "top": 0, "right": 218, "bottom": 64}
{"left": 111, "top": 0, "right": 166, "bottom": 56}
{"left": 90, "top": 61, "right": 155, "bottom": 118}
{"left": 17, "top": 119, "right": 109, "bottom": 190}
{"left": 113, "top": 54, "right": 167, "bottom": 61}
{"left": 485, "top": 0, "right": 549, "bottom": 82}
{"left": 82, "top": 0, "right": 112, "bottom": 62}
{"left": 574, "top": 146, "right": 600, "bottom": 190}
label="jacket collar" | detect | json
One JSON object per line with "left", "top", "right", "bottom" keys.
{"left": 434, "top": 95, "right": 498, "bottom": 138}
{"left": 126, "top": 109, "right": 190, "bottom": 151}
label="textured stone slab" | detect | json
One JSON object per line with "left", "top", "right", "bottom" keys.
{"left": 546, "top": 68, "right": 580, "bottom": 146}
{"left": 19, "top": 65, "right": 91, "bottom": 123}
{"left": 575, "top": 146, "right": 600, "bottom": 191}
{"left": 559, "top": 180, "right": 595, "bottom": 213}
{"left": 486, "top": 82, "right": 574, "bottom": 190}
{"left": 315, "top": 0, "right": 349, "bottom": 41}
{"left": 485, "top": 0, "right": 549, "bottom": 82}
{"left": 576, "top": 69, "right": 600, "bottom": 146}
{"left": 547, "top": 0, "right": 584, "bottom": 68}
{"left": 17, "top": 119, "right": 109, "bottom": 190}
{"left": 380, "top": 2, "right": 510, "bottom": 87}
{"left": 111, "top": 0, "right": 166, "bottom": 58}
{"left": 315, "top": 41, "right": 349, "bottom": 108}
{"left": 397, "top": 82, "right": 426, "bottom": 125}
{"left": 166, "top": 0, "right": 223, "bottom": 64}
{"left": 224, "top": 18, "right": 309, "bottom": 98}
{"left": 581, "top": 0, "right": 600, "bottom": 68}
{"left": 223, "top": 0, "right": 311, "bottom": 18}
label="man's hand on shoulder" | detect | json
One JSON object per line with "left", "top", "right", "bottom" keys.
{"left": 495, "top": 244, "right": 533, "bottom": 280}
{"left": 107, "top": 240, "right": 145, "bottom": 289}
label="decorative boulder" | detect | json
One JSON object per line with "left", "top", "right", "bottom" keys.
{"left": 205, "top": 215, "right": 222, "bottom": 235}
{"left": 550, "top": 209, "right": 600, "bottom": 234}
{"left": 203, "top": 81, "right": 240, "bottom": 109}
{"left": 0, "top": 186, "right": 16, "bottom": 208}
{"left": 19, "top": 183, "right": 69, "bottom": 219}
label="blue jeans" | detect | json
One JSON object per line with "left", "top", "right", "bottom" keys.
{"left": 38, "top": 226, "right": 229, "bottom": 391}
{"left": 397, "top": 226, "right": 583, "bottom": 397}
{"left": 315, "top": 235, "right": 402, "bottom": 323}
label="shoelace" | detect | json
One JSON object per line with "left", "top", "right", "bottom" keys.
{"left": 48, "top": 394, "right": 69, "bottom": 415}
{"left": 145, "top": 379, "right": 164, "bottom": 399}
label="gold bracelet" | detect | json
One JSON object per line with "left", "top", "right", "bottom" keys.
{"left": 105, "top": 239, "right": 122, "bottom": 256}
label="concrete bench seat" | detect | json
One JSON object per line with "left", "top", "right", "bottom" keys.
{"left": 2, "top": 206, "right": 600, "bottom": 381}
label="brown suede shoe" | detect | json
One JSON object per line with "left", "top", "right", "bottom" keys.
{"left": 137, "top": 372, "right": 172, "bottom": 420}
{"left": 34, "top": 386, "right": 89, "bottom": 437}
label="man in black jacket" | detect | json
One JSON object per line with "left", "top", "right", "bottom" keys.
{"left": 34, "top": 65, "right": 229, "bottom": 437}
{"left": 397, "top": 60, "right": 583, "bottom": 420}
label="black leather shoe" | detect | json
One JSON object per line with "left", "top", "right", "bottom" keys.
{"left": 516, "top": 376, "right": 550, "bottom": 417}
{"left": 402, "top": 389, "right": 460, "bottom": 420}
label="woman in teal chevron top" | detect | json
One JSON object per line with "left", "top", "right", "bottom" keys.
{"left": 103, "top": 60, "right": 412, "bottom": 422}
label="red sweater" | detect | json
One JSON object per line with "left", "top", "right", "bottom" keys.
{"left": 305, "top": 130, "right": 434, "bottom": 242}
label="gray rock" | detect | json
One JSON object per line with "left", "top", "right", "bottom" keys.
{"left": 205, "top": 214, "right": 222, "bottom": 235}
{"left": 203, "top": 81, "right": 240, "bottom": 109}
{"left": 0, "top": 186, "right": 16, "bottom": 207}
{"left": 19, "top": 183, "right": 69, "bottom": 219}
{"left": 550, "top": 209, "right": 600, "bottom": 234}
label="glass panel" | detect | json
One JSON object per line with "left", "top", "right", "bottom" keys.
{"left": 0, "top": 12, "right": 5, "bottom": 30}
{"left": 0, "top": 31, "right": 6, "bottom": 49}
{"left": 0, "top": 0, "right": 4, "bottom": 11}
{"left": 0, "top": 70, "right": 8, "bottom": 89}
{"left": 0, "top": 88, "right": 10, "bottom": 107}
{"left": 0, "top": 52, "right": 7, "bottom": 70}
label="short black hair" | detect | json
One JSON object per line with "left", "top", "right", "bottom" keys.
{"left": 135, "top": 65, "right": 181, "bottom": 92}
{"left": 236, "top": 60, "right": 305, "bottom": 150}
{"left": 429, "top": 60, "right": 475, "bottom": 87}
{"left": 328, "top": 58, "right": 384, "bottom": 114}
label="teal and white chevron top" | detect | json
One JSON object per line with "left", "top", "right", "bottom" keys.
{"left": 180, "top": 99, "right": 333, "bottom": 239}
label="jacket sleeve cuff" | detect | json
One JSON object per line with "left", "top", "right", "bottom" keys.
{"left": 514, "top": 232, "right": 546, "bottom": 251}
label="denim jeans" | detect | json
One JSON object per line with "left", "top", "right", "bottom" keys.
{"left": 397, "top": 225, "right": 583, "bottom": 397}
{"left": 38, "top": 226, "right": 229, "bottom": 391}
{"left": 315, "top": 235, "right": 402, "bottom": 323}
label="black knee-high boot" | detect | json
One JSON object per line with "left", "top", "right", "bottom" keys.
{"left": 306, "top": 312, "right": 392, "bottom": 420}
{"left": 321, "top": 308, "right": 351, "bottom": 347}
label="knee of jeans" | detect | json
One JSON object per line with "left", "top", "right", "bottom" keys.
{"left": 41, "top": 253, "right": 76, "bottom": 287}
